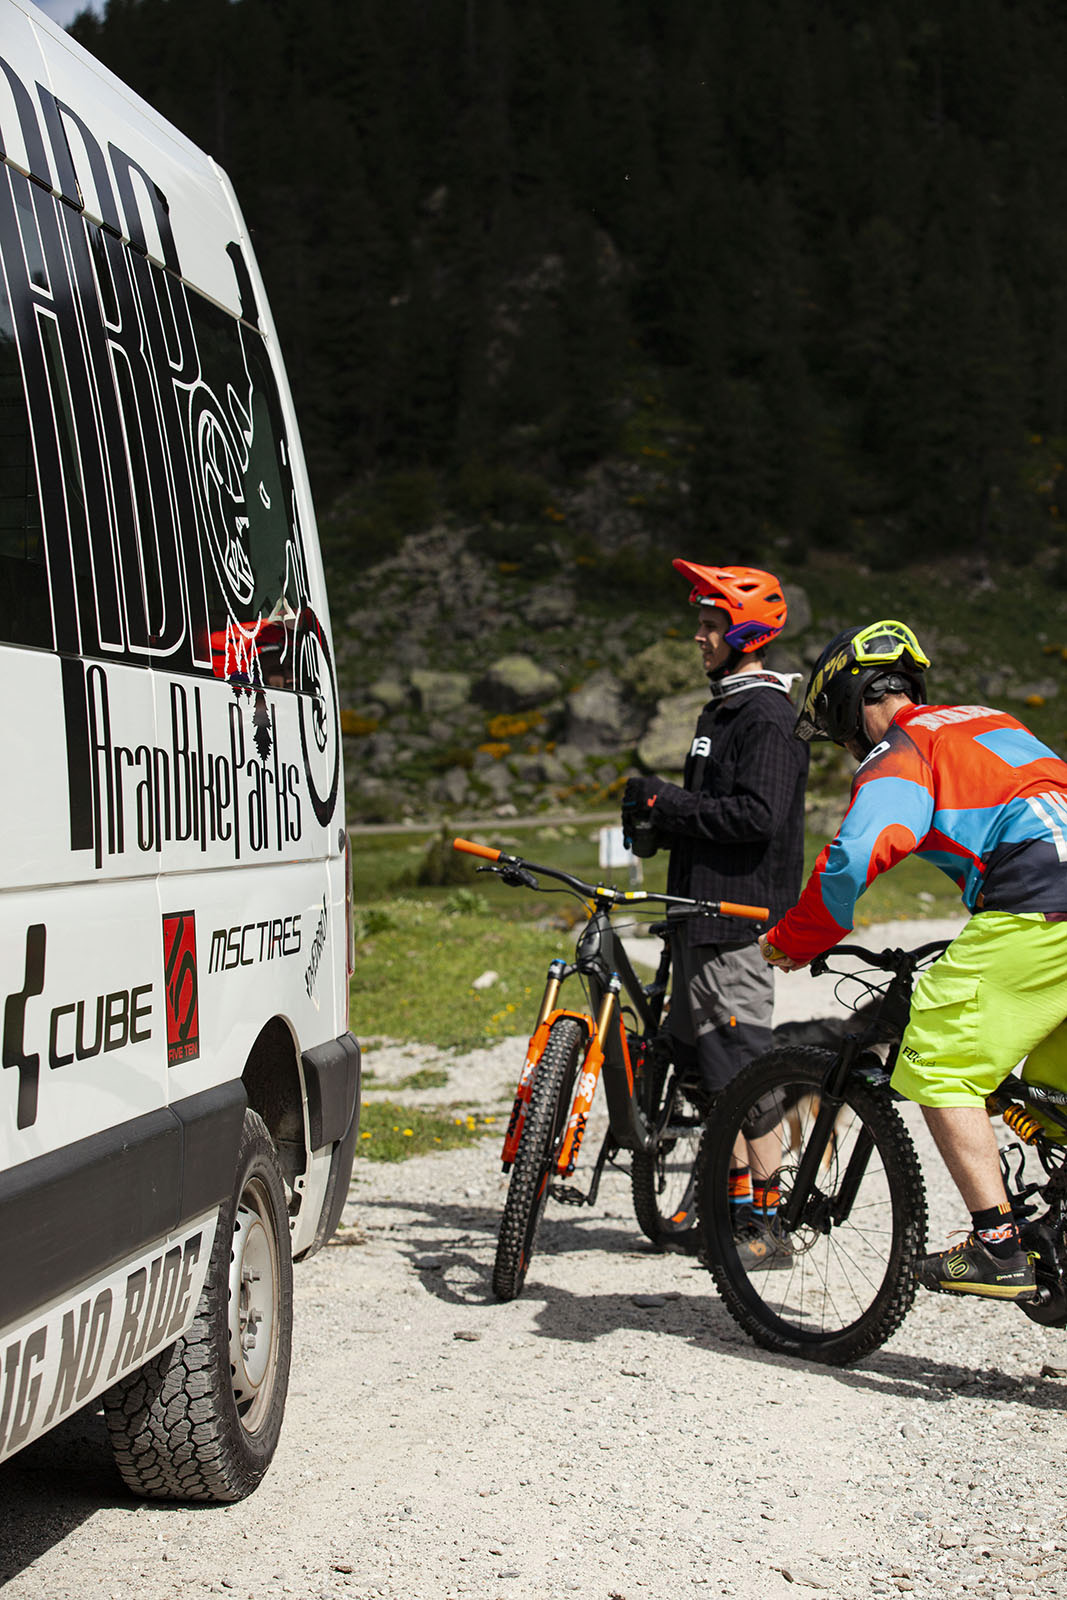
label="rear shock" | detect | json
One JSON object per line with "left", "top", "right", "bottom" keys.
{"left": 987, "top": 1093, "right": 1043, "bottom": 1147}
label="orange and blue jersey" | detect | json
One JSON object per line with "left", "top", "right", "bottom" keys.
{"left": 769, "top": 703, "right": 1067, "bottom": 964}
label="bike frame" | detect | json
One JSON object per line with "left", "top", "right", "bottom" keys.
{"left": 778, "top": 941, "right": 946, "bottom": 1233}
{"left": 500, "top": 911, "right": 669, "bottom": 1179}
{"left": 453, "top": 837, "right": 767, "bottom": 1191}
{"left": 776, "top": 939, "right": 1067, "bottom": 1241}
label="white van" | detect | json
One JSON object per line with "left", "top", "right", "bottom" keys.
{"left": 0, "top": 0, "right": 359, "bottom": 1501}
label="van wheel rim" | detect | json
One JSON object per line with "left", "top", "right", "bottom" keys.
{"left": 228, "top": 1177, "right": 280, "bottom": 1426}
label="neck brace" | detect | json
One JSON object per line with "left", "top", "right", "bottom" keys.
{"left": 707, "top": 669, "right": 802, "bottom": 701}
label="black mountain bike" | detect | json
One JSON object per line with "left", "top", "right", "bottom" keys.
{"left": 451, "top": 838, "right": 767, "bottom": 1299}
{"left": 696, "top": 937, "right": 1067, "bottom": 1366}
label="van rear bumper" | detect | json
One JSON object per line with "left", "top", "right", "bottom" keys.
{"left": 300, "top": 1030, "right": 361, "bottom": 1255}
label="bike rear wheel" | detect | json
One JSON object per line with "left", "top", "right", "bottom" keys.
{"left": 697, "top": 1046, "right": 927, "bottom": 1366}
{"left": 492, "top": 1017, "right": 584, "bottom": 1301}
{"left": 631, "top": 1066, "right": 703, "bottom": 1249}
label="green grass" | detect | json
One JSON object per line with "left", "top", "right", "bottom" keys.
{"left": 360, "top": 1066, "right": 450, "bottom": 1090}
{"left": 348, "top": 896, "right": 572, "bottom": 1050}
{"left": 355, "top": 1100, "right": 501, "bottom": 1161}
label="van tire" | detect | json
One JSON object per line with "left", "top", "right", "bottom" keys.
{"left": 102, "top": 1110, "right": 293, "bottom": 1501}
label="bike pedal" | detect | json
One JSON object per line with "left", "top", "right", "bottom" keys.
{"left": 550, "top": 1183, "right": 590, "bottom": 1206}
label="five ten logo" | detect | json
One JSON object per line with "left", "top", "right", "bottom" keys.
{"left": 162, "top": 913, "right": 200, "bottom": 1066}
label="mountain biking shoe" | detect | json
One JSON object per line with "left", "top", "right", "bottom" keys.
{"left": 915, "top": 1234, "right": 1037, "bottom": 1301}
{"left": 734, "top": 1217, "right": 792, "bottom": 1271}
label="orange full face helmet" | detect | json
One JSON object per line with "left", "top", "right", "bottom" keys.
{"left": 671, "top": 561, "right": 788, "bottom": 653}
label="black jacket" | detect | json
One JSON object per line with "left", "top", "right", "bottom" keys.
{"left": 652, "top": 682, "right": 809, "bottom": 945}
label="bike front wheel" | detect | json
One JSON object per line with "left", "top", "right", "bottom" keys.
{"left": 696, "top": 1046, "right": 927, "bottom": 1366}
{"left": 631, "top": 1068, "right": 703, "bottom": 1249}
{"left": 492, "top": 1016, "right": 584, "bottom": 1301}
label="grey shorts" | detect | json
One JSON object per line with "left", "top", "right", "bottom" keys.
{"left": 669, "top": 936, "right": 775, "bottom": 1094}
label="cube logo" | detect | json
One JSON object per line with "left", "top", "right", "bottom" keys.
{"left": 162, "top": 911, "right": 199, "bottom": 1065}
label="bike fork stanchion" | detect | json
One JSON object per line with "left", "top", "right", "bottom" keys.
{"left": 780, "top": 1036, "right": 862, "bottom": 1233}
{"left": 500, "top": 959, "right": 571, "bottom": 1171}
{"left": 830, "top": 1125, "right": 875, "bottom": 1226}
{"left": 557, "top": 977, "right": 620, "bottom": 1177}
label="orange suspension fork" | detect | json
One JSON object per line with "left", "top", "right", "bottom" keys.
{"left": 556, "top": 977, "right": 621, "bottom": 1178}
{"left": 501, "top": 960, "right": 570, "bottom": 1170}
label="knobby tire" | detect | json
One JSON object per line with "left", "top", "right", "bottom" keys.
{"left": 103, "top": 1109, "right": 293, "bottom": 1500}
{"left": 492, "top": 1017, "right": 584, "bottom": 1301}
{"left": 696, "top": 1046, "right": 927, "bottom": 1366}
{"left": 631, "top": 1061, "right": 702, "bottom": 1250}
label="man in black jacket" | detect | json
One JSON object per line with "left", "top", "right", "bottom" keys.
{"left": 621, "top": 562, "right": 809, "bottom": 1253}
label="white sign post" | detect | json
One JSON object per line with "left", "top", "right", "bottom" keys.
{"left": 598, "top": 825, "right": 643, "bottom": 886}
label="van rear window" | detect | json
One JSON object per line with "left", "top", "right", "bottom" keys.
{"left": 0, "top": 160, "right": 313, "bottom": 690}
{"left": 0, "top": 292, "right": 52, "bottom": 650}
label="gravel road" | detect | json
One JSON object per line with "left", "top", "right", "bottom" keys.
{"left": 2, "top": 918, "right": 1066, "bottom": 1600}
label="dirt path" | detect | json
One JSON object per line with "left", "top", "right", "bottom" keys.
{"left": 2, "top": 920, "right": 1066, "bottom": 1600}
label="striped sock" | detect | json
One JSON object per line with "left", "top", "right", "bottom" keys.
{"left": 728, "top": 1166, "right": 752, "bottom": 1216}
{"left": 752, "top": 1179, "right": 780, "bottom": 1220}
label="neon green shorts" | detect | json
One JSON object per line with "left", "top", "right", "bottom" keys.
{"left": 890, "top": 911, "right": 1067, "bottom": 1109}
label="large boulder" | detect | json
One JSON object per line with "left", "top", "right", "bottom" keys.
{"left": 511, "top": 751, "right": 567, "bottom": 784}
{"left": 619, "top": 638, "right": 697, "bottom": 703}
{"left": 410, "top": 668, "right": 472, "bottom": 714}
{"left": 477, "top": 761, "right": 514, "bottom": 802}
{"left": 368, "top": 676, "right": 410, "bottom": 713}
{"left": 635, "top": 688, "right": 708, "bottom": 772}
{"left": 1007, "top": 678, "right": 1060, "bottom": 702}
{"left": 563, "top": 669, "right": 645, "bottom": 754}
{"left": 526, "top": 583, "right": 577, "bottom": 629}
{"left": 781, "top": 582, "right": 812, "bottom": 636}
{"left": 435, "top": 765, "right": 471, "bottom": 808}
{"left": 474, "top": 654, "right": 561, "bottom": 710}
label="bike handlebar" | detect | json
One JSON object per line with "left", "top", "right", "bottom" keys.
{"left": 452, "top": 838, "right": 502, "bottom": 863}
{"left": 810, "top": 938, "right": 951, "bottom": 976}
{"left": 451, "top": 837, "right": 769, "bottom": 922}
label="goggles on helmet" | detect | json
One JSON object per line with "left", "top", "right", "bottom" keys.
{"left": 794, "top": 619, "right": 929, "bottom": 744}
{"left": 850, "top": 620, "right": 930, "bottom": 669}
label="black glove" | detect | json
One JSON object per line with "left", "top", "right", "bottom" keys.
{"left": 621, "top": 775, "right": 662, "bottom": 858}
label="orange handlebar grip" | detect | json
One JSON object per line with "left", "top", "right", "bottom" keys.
{"left": 452, "top": 837, "right": 501, "bottom": 861}
{"left": 719, "top": 901, "right": 770, "bottom": 921}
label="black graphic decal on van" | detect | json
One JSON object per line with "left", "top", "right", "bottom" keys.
{"left": 0, "top": 53, "right": 340, "bottom": 830}
{"left": 61, "top": 662, "right": 303, "bottom": 867}
{"left": 3, "top": 925, "right": 46, "bottom": 1130}
{"left": 1, "top": 921, "right": 155, "bottom": 1128}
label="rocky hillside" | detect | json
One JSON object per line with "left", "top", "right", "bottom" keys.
{"left": 330, "top": 521, "right": 1067, "bottom": 828}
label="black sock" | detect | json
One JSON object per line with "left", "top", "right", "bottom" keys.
{"left": 970, "top": 1202, "right": 1021, "bottom": 1259}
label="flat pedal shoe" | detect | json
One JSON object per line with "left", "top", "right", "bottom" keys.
{"left": 915, "top": 1234, "right": 1037, "bottom": 1301}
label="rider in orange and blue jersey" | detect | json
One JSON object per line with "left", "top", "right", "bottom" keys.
{"left": 774, "top": 699, "right": 1067, "bottom": 961}
{"left": 762, "top": 621, "right": 1067, "bottom": 1303}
